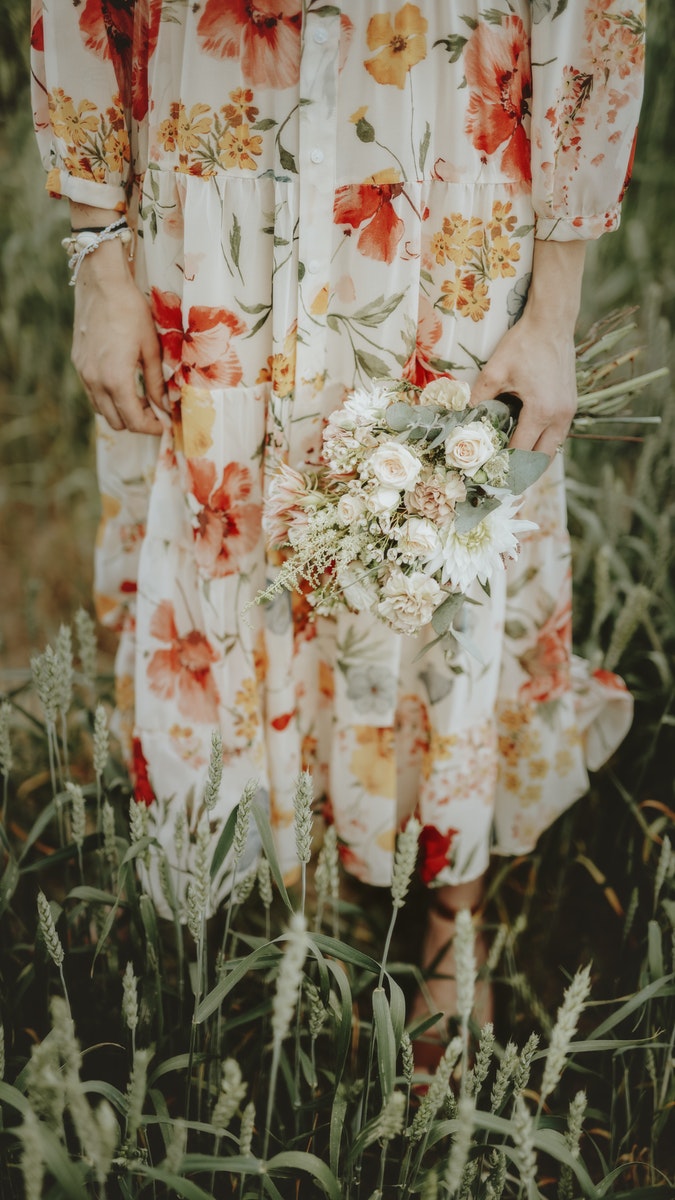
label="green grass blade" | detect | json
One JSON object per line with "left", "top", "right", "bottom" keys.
{"left": 266, "top": 1150, "right": 341, "bottom": 1199}
{"left": 372, "top": 986, "right": 396, "bottom": 1100}
{"left": 252, "top": 797, "right": 291, "bottom": 909}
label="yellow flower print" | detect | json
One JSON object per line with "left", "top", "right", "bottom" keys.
{"left": 49, "top": 89, "right": 98, "bottom": 147}
{"left": 489, "top": 200, "right": 518, "bottom": 236}
{"left": 176, "top": 103, "right": 213, "bottom": 154}
{"left": 502, "top": 770, "right": 520, "bottom": 793}
{"left": 364, "top": 4, "right": 428, "bottom": 90}
{"left": 554, "top": 749, "right": 574, "bottom": 775}
{"left": 350, "top": 727, "right": 396, "bottom": 797}
{"left": 233, "top": 678, "right": 260, "bottom": 742}
{"left": 222, "top": 88, "right": 259, "bottom": 124}
{"left": 158, "top": 103, "right": 180, "bottom": 152}
{"left": 256, "top": 324, "right": 297, "bottom": 397}
{"left": 489, "top": 234, "right": 520, "bottom": 279}
{"left": 310, "top": 284, "right": 329, "bottom": 315}
{"left": 180, "top": 386, "right": 216, "bottom": 458}
{"left": 115, "top": 673, "right": 135, "bottom": 718}
{"left": 499, "top": 704, "right": 531, "bottom": 733}
{"left": 349, "top": 106, "right": 369, "bottom": 124}
{"left": 498, "top": 735, "right": 519, "bottom": 768}
{"left": 431, "top": 215, "right": 484, "bottom": 268}
{"left": 103, "top": 129, "right": 130, "bottom": 174}
{"left": 63, "top": 151, "right": 106, "bottom": 183}
{"left": 528, "top": 758, "right": 549, "bottom": 781}
{"left": 521, "top": 783, "right": 543, "bottom": 807}
{"left": 564, "top": 725, "right": 582, "bottom": 749}
{"left": 218, "top": 124, "right": 263, "bottom": 171}
{"left": 458, "top": 274, "right": 491, "bottom": 322}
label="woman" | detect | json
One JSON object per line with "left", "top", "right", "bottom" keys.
{"left": 32, "top": 1, "right": 642, "bottom": 1025}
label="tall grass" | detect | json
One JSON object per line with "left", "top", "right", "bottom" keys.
{"left": 0, "top": 644, "right": 673, "bottom": 1197}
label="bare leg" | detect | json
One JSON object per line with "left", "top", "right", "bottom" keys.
{"left": 409, "top": 873, "right": 493, "bottom": 1067}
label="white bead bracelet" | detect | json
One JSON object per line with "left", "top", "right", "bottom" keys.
{"left": 61, "top": 217, "right": 134, "bottom": 285}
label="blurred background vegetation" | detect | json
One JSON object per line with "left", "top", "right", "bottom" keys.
{"left": 0, "top": 1, "right": 673, "bottom": 1190}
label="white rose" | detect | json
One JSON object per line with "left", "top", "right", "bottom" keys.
{"left": 337, "top": 492, "right": 366, "bottom": 526}
{"left": 336, "top": 560, "right": 379, "bottom": 612}
{"left": 445, "top": 423, "right": 496, "bottom": 477}
{"left": 366, "top": 485, "right": 401, "bottom": 515}
{"left": 377, "top": 569, "right": 444, "bottom": 635}
{"left": 326, "top": 408, "right": 357, "bottom": 432}
{"left": 396, "top": 517, "right": 441, "bottom": 564}
{"left": 368, "top": 441, "right": 422, "bottom": 491}
{"left": 420, "top": 378, "right": 471, "bottom": 411}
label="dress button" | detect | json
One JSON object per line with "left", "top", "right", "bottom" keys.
{"left": 308, "top": 259, "right": 321, "bottom": 274}
{"left": 310, "top": 147, "right": 324, "bottom": 165}
{"left": 313, "top": 26, "right": 328, "bottom": 44}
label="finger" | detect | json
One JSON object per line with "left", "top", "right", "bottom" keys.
{"left": 534, "top": 429, "right": 567, "bottom": 459}
{"left": 86, "top": 385, "right": 125, "bottom": 431}
{"left": 109, "top": 373, "right": 164, "bottom": 436}
{"left": 508, "top": 414, "right": 545, "bottom": 452}
{"left": 139, "top": 324, "right": 167, "bottom": 412}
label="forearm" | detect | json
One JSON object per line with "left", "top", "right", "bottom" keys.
{"left": 525, "top": 239, "right": 587, "bottom": 330}
{"left": 68, "top": 201, "right": 131, "bottom": 281}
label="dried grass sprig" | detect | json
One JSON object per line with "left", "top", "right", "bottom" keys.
{"left": 539, "top": 965, "right": 591, "bottom": 1109}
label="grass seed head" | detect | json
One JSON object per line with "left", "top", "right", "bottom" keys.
{"left": 540, "top": 964, "right": 592, "bottom": 1104}
{"left": 55, "top": 624, "right": 74, "bottom": 715}
{"left": 513, "top": 1032, "right": 540, "bottom": 1095}
{"left": 443, "top": 1093, "right": 474, "bottom": 1195}
{"left": 376, "top": 1089, "right": 406, "bottom": 1140}
{"left": 122, "top": 962, "right": 139, "bottom": 1033}
{"left": 203, "top": 728, "right": 223, "bottom": 812}
{"left": 391, "top": 817, "right": 420, "bottom": 909}
{"left": 165, "top": 1117, "right": 187, "bottom": 1173}
{"left": 257, "top": 854, "right": 273, "bottom": 908}
{"left": 490, "top": 1040, "right": 519, "bottom": 1112}
{"left": 239, "top": 1100, "right": 256, "bottom": 1155}
{"left": 212, "top": 1058, "right": 247, "bottom": 1134}
{"left": 467, "top": 1021, "right": 495, "bottom": 1097}
{"left": 485, "top": 1149, "right": 507, "bottom": 1200}
{"left": 102, "top": 801, "right": 117, "bottom": 865}
{"left": 66, "top": 782, "right": 86, "bottom": 851}
{"left": 125, "top": 1047, "right": 151, "bottom": 1149}
{"left": 293, "top": 770, "right": 314, "bottom": 865}
{"left": 18, "top": 1108, "right": 44, "bottom": 1200}
{"left": 37, "top": 890, "right": 64, "bottom": 967}
{"left": 271, "top": 913, "right": 309, "bottom": 1046}
{"left": 232, "top": 779, "right": 257, "bottom": 864}
{"left": 31, "top": 646, "right": 59, "bottom": 725}
{"left": 400, "top": 1029, "right": 414, "bottom": 1085}
{"left": 512, "top": 1094, "right": 537, "bottom": 1191}
{"left": 409, "top": 1035, "right": 462, "bottom": 1141}
{"left": 75, "top": 608, "right": 97, "bottom": 688}
{"left": 93, "top": 703, "right": 109, "bottom": 777}
{"left": 234, "top": 865, "right": 257, "bottom": 905}
{"left": 454, "top": 908, "right": 476, "bottom": 1027}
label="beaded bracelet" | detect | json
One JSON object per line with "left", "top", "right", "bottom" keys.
{"left": 61, "top": 217, "right": 133, "bottom": 285}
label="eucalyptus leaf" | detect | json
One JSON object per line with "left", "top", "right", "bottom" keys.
{"left": 454, "top": 496, "right": 500, "bottom": 534}
{"left": 505, "top": 448, "right": 551, "bottom": 493}
{"left": 431, "top": 592, "right": 466, "bottom": 636}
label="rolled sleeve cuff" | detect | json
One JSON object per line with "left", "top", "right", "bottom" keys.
{"left": 45, "top": 168, "right": 127, "bottom": 212}
{"left": 534, "top": 207, "right": 621, "bottom": 243}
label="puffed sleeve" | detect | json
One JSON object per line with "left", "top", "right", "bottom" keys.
{"left": 30, "top": 0, "right": 134, "bottom": 212}
{"left": 529, "top": 0, "right": 645, "bottom": 241}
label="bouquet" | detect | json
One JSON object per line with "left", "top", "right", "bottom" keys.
{"left": 258, "top": 377, "right": 550, "bottom": 651}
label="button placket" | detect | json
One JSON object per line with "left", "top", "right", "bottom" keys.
{"left": 295, "top": 11, "right": 339, "bottom": 390}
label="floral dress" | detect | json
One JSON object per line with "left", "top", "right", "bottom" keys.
{"left": 32, "top": 0, "right": 643, "bottom": 913}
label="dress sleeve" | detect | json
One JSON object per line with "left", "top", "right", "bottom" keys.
{"left": 529, "top": 0, "right": 646, "bottom": 242}
{"left": 30, "top": 0, "right": 134, "bottom": 212}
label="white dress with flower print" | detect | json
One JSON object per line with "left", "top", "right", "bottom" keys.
{"left": 32, "top": 0, "right": 643, "bottom": 911}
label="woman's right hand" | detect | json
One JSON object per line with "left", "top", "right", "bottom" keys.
{"left": 72, "top": 237, "right": 165, "bottom": 435}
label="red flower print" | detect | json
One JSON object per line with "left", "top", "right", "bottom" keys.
{"left": 418, "top": 823, "right": 457, "bottom": 885}
{"left": 78, "top": 0, "right": 135, "bottom": 107}
{"left": 519, "top": 600, "right": 571, "bottom": 706}
{"left": 592, "top": 668, "right": 629, "bottom": 692}
{"left": 30, "top": 4, "right": 44, "bottom": 51}
{"left": 147, "top": 600, "right": 220, "bottom": 723}
{"left": 187, "top": 460, "right": 261, "bottom": 578}
{"left": 130, "top": 0, "right": 162, "bottom": 120}
{"left": 131, "top": 736, "right": 155, "bottom": 806}
{"left": 197, "top": 0, "right": 302, "bottom": 90}
{"left": 151, "top": 289, "right": 247, "bottom": 397}
{"left": 402, "top": 296, "right": 444, "bottom": 386}
{"left": 464, "top": 15, "right": 531, "bottom": 182}
{"left": 334, "top": 182, "right": 405, "bottom": 264}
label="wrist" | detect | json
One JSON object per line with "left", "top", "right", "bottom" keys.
{"left": 74, "top": 237, "right": 132, "bottom": 286}
{"left": 524, "top": 238, "right": 586, "bottom": 331}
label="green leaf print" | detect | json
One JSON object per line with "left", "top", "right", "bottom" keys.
{"left": 483, "top": 8, "right": 509, "bottom": 26}
{"left": 419, "top": 121, "right": 431, "bottom": 173}
{"left": 355, "top": 116, "right": 375, "bottom": 143}
{"left": 351, "top": 292, "right": 406, "bottom": 327}
{"left": 432, "top": 33, "right": 468, "bottom": 63}
{"left": 252, "top": 118, "right": 277, "bottom": 131}
{"left": 278, "top": 145, "right": 297, "bottom": 173}
{"left": 230, "top": 213, "right": 241, "bottom": 273}
{"left": 354, "top": 349, "right": 391, "bottom": 379}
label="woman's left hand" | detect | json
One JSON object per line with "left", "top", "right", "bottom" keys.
{"left": 469, "top": 308, "right": 578, "bottom": 459}
{"left": 469, "top": 238, "right": 586, "bottom": 459}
